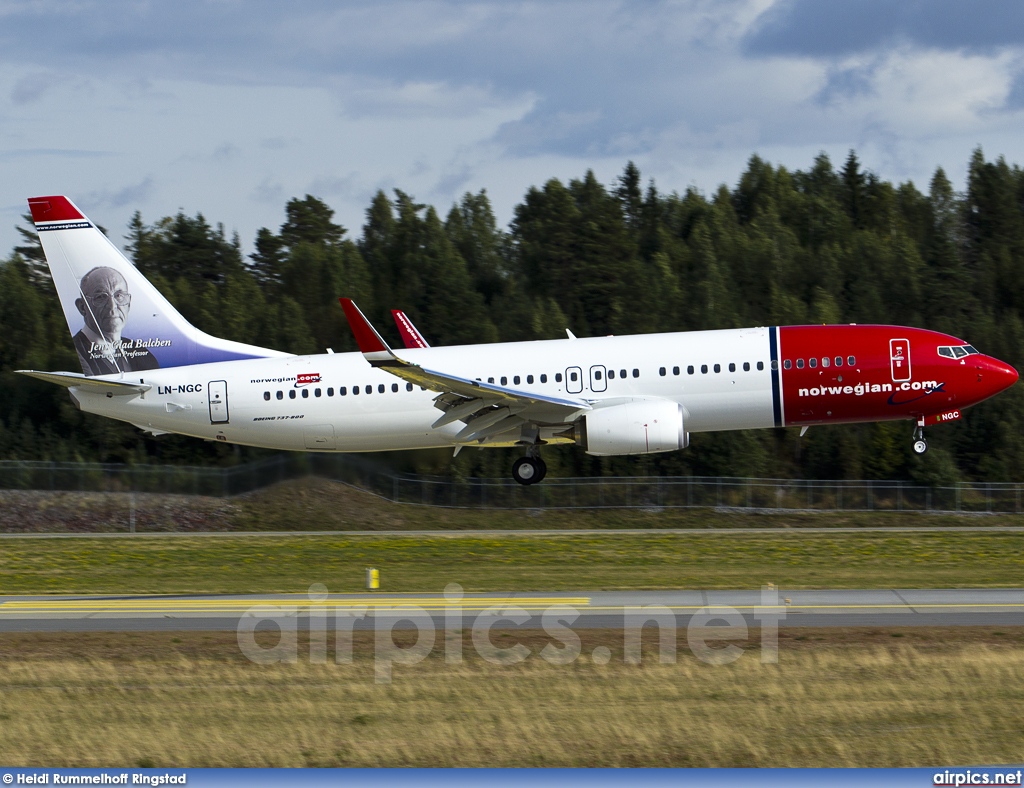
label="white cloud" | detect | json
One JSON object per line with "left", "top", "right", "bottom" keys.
{"left": 2, "top": 0, "right": 1024, "bottom": 259}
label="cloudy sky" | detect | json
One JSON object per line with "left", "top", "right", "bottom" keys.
{"left": 3, "top": 0, "right": 1024, "bottom": 256}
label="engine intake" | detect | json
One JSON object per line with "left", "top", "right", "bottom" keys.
{"left": 575, "top": 399, "right": 688, "bottom": 456}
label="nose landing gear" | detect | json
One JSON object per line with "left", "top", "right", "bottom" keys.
{"left": 912, "top": 423, "right": 928, "bottom": 455}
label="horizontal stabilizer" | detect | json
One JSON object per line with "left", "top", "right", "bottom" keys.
{"left": 16, "top": 369, "right": 151, "bottom": 396}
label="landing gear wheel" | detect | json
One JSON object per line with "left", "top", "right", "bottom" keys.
{"left": 512, "top": 456, "right": 545, "bottom": 485}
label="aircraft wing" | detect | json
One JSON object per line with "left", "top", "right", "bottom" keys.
{"left": 340, "top": 299, "right": 590, "bottom": 442}
{"left": 16, "top": 370, "right": 151, "bottom": 396}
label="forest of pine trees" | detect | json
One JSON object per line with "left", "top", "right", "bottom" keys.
{"left": 1, "top": 148, "right": 1023, "bottom": 483}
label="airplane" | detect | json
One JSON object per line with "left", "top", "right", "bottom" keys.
{"left": 17, "top": 195, "right": 1019, "bottom": 485}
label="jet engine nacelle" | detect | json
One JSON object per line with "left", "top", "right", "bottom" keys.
{"left": 576, "top": 399, "right": 689, "bottom": 456}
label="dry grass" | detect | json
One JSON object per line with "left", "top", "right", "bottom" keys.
{"left": 1, "top": 630, "right": 1023, "bottom": 767}
{"left": 3, "top": 476, "right": 1023, "bottom": 534}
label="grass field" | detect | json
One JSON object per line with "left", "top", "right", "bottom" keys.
{"left": 1, "top": 629, "right": 1023, "bottom": 767}
{"left": 2, "top": 529, "right": 1024, "bottom": 594}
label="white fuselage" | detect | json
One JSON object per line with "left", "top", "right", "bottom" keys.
{"left": 72, "top": 327, "right": 777, "bottom": 452}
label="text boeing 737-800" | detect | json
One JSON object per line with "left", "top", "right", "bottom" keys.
{"left": 18, "top": 196, "right": 1019, "bottom": 484}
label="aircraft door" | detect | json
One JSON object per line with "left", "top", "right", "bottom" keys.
{"left": 566, "top": 366, "right": 583, "bottom": 394}
{"left": 589, "top": 365, "right": 607, "bottom": 392}
{"left": 890, "top": 339, "right": 911, "bottom": 382}
{"left": 208, "top": 380, "right": 229, "bottom": 423}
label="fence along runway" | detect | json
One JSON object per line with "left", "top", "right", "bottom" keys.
{"left": 1, "top": 455, "right": 1022, "bottom": 513}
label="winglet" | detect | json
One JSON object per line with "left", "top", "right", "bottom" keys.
{"left": 339, "top": 298, "right": 397, "bottom": 364}
{"left": 392, "top": 310, "right": 430, "bottom": 349}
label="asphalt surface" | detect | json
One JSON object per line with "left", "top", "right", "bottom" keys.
{"left": 2, "top": 589, "right": 1023, "bottom": 631}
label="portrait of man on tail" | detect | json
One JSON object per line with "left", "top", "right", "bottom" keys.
{"left": 73, "top": 266, "right": 161, "bottom": 376}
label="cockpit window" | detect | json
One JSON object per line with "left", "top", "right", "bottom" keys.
{"left": 938, "top": 344, "right": 979, "bottom": 359}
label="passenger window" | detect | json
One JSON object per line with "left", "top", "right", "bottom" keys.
{"left": 328, "top": 387, "right": 335, "bottom": 396}
{"left": 289, "top": 390, "right": 296, "bottom": 399}
{"left": 527, "top": 375, "right": 534, "bottom": 384}
{"left": 315, "top": 388, "right": 322, "bottom": 397}
{"left": 276, "top": 391, "right": 283, "bottom": 400}
{"left": 392, "top": 383, "right": 399, "bottom": 393}
{"left": 339, "top": 387, "right": 346, "bottom": 396}
{"left": 540, "top": 374, "right": 548, "bottom": 383}
{"left": 363, "top": 385, "right": 370, "bottom": 394}
{"left": 302, "top": 389, "right": 309, "bottom": 398}
{"left": 687, "top": 366, "right": 694, "bottom": 375}
{"left": 556, "top": 373, "right": 563, "bottom": 382}
{"left": 784, "top": 360, "right": 792, "bottom": 370}
{"left": 352, "top": 386, "right": 359, "bottom": 395}
{"left": 743, "top": 362, "right": 750, "bottom": 371}
{"left": 713, "top": 364, "right": 721, "bottom": 373}
{"left": 847, "top": 356, "right": 855, "bottom": 366}
{"left": 701, "top": 364, "right": 708, "bottom": 374}
{"left": 513, "top": 375, "right": 520, "bottom": 385}
{"left": 608, "top": 370, "right": 615, "bottom": 379}
{"left": 487, "top": 377, "right": 494, "bottom": 383}
{"left": 821, "top": 357, "right": 829, "bottom": 368}
{"left": 728, "top": 362, "right": 736, "bottom": 373}
{"left": 620, "top": 369, "right": 627, "bottom": 378}
{"left": 835, "top": 356, "right": 843, "bottom": 366}
{"left": 673, "top": 366, "right": 680, "bottom": 375}
{"left": 796, "top": 359, "right": 805, "bottom": 369}
{"left": 569, "top": 372, "right": 578, "bottom": 382}
{"left": 378, "top": 384, "right": 385, "bottom": 394}
{"left": 659, "top": 367, "right": 666, "bottom": 376}
{"left": 407, "top": 383, "right": 413, "bottom": 391}
{"left": 809, "top": 358, "right": 817, "bottom": 369}
{"left": 595, "top": 370, "right": 602, "bottom": 380}
{"left": 263, "top": 391, "right": 270, "bottom": 401}
{"left": 501, "top": 376, "right": 508, "bottom": 385}
{"left": 632, "top": 369, "right": 639, "bottom": 378}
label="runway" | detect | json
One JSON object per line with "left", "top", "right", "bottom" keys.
{"left": 2, "top": 589, "right": 1023, "bottom": 631}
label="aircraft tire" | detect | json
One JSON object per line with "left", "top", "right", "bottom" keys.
{"left": 512, "top": 457, "right": 543, "bottom": 485}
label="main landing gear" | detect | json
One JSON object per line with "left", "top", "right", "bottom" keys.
{"left": 912, "top": 423, "right": 928, "bottom": 455}
{"left": 512, "top": 450, "right": 547, "bottom": 486}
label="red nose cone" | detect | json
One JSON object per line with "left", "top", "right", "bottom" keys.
{"left": 986, "top": 357, "right": 1019, "bottom": 395}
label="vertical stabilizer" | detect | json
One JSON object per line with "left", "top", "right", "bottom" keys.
{"left": 28, "top": 196, "right": 289, "bottom": 376}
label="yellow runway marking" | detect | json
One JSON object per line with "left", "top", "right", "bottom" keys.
{"left": 0, "top": 597, "right": 591, "bottom": 614}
